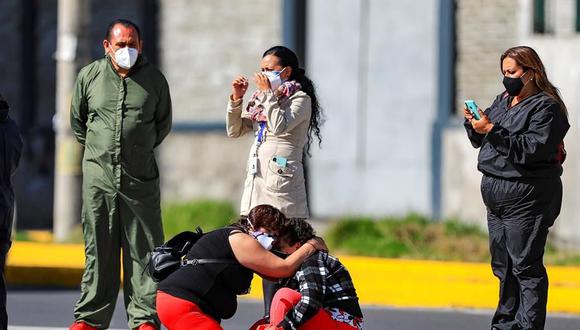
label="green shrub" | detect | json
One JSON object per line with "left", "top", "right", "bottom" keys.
{"left": 444, "top": 220, "right": 488, "bottom": 238}
{"left": 325, "top": 218, "right": 409, "bottom": 258}
{"left": 326, "top": 215, "right": 490, "bottom": 262}
{"left": 325, "top": 214, "right": 580, "bottom": 265}
{"left": 162, "top": 200, "right": 238, "bottom": 238}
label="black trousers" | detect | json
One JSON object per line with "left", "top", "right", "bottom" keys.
{"left": 481, "top": 175, "right": 562, "bottom": 330}
{"left": 0, "top": 203, "right": 14, "bottom": 330}
{"left": 261, "top": 249, "right": 290, "bottom": 319}
{"left": 262, "top": 278, "right": 280, "bottom": 319}
{"left": 0, "top": 241, "right": 8, "bottom": 330}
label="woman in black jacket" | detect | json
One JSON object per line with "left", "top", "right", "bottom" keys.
{"left": 156, "top": 204, "right": 325, "bottom": 330}
{"left": 464, "top": 46, "right": 569, "bottom": 330}
{"left": 0, "top": 94, "right": 23, "bottom": 329}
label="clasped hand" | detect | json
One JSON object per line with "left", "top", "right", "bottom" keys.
{"left": 307, "top": 236, "right": 328, "bottom": 252}
{"left": 230, "top": 73, "right": 272, "bottom": 100}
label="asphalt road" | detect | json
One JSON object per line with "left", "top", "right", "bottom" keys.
{"left": 7, "top": 289, "right": 580, "bottom": 330}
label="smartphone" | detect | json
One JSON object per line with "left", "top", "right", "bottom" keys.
{"left": 273, "top": 156, "right": 288, "bottom": 168}
{"left": 464, "top": 100, "right": 480, "bottom": 120}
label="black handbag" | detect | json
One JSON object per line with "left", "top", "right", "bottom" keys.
{"left": 148, "top": 227, "right": 237, "bottom": 282}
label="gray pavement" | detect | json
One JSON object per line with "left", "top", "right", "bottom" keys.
{"left": 7, "top": 289, "right": 580, "bottom": 330}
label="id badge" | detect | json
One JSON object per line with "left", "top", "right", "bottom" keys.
{"left": 248, "top": 156, "right": 259, "bottom": 175}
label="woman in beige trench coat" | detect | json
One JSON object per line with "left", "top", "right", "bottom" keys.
{"left": 226, "top": 46, "right": 322, "bottom": 220}
{"left": 226, "top": 46, "right": 323, "bottom": 322}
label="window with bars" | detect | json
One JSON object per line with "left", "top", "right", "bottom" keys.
{"left": 534, "top": 0, "right": 546, "bottom": 33}
{"left": 533, "top": 0, "right": 554, "bottom": 34}
{"left": 533, "top": 0, "right": 580, "bottom": 34}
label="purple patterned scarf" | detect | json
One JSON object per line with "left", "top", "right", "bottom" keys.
{"left": 244, "top": 81, "right": 302, "bottom": 122}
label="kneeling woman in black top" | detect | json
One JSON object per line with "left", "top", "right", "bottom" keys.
{"left": 156, "top": 204, "right": 325, "bottom": 330}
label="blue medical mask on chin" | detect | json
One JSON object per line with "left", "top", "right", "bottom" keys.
{"left": 263, "top": 67, "right": 287, "bottom": 90}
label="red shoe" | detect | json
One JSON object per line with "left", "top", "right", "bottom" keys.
{"left": 69, "top": 321, "right": 99, "bottom": 330}
{"left": 135, "top": 322, "right": 157, "bottom": 330}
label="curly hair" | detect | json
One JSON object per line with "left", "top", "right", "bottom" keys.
{"left": 279, "top": 218, "right": 316, "bottom": 246}
{"left": 239, "top": 204, "right": 288, "bottom": 235}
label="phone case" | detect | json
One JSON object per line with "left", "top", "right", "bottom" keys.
{"left": 273, "top": 156, "right": 288, "bottom": 168}
{"left": 464, "top": 100, "right": 480, "bottom": 120}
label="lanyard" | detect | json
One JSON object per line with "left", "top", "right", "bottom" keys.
{"left": 256, "top": 122, "right": 266, "bottom": 146}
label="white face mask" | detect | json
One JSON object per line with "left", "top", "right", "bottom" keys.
{"left": 114, "top": 47, "right": 139, "bottom": 69}
{"left": 246, "top": 218, "right": 276, "bottom": 250}
{"left": 251, "top": 231, "right": 276, "bottom": 251}
{"left": 263, "top": 67, "right": 286, "bottom": 91}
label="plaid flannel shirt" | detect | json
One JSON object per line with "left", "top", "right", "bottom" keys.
{"left": 277, "top": 251, "right": 360, "bottom": 330}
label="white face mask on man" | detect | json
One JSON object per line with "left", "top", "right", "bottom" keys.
{"left": 113, "top": 47, "right": 139, "bottom": 69}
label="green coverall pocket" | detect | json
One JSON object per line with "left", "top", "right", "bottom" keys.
{"left": 128, "top": 144, "right": 159, "bottom": 181}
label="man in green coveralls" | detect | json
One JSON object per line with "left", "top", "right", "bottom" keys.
{"left": 69, "top": 19, "right": 172, "bottom": 330}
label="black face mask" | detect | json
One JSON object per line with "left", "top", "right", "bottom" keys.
{"left": 502, "top": 75, "right": 525, "bottom": 96}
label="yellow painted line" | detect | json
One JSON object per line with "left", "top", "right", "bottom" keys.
{"left": 246, "top": 256, "right": 580, "bottom": 314}
{"left": 6, "top": 266, "right": 83, "bottom": 287}
{"left": 8, "top": 241, "right": 85, "bottom": 268}
{"left": 7, "top": 242, "right": 580, "bottom": 314}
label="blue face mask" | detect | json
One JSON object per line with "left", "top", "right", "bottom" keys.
{"left": 263, "top": 67, "right": 286, "bottom": 90}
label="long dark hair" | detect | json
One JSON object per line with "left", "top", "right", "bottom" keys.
{"left": 500, "top": 46, "right": 567, "bottom": 116}
{"left": 263, "top": 46, "right": 323, "bottom": 156}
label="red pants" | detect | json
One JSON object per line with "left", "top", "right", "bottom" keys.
{"left": 258, "top": 288, "right": 359, "bottom": 330}
{"left": 156, "top": 290, "right": 222, "bottom": 330}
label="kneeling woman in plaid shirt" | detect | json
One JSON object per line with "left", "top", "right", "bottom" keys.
{"left": 257, "top": 218, "right": 364, "bottom": 330}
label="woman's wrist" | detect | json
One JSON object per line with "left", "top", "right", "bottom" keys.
{"left": 303, "top": 241, "right": 317, "bottom": 256}
{"left": 484, "top": 123, "right": 494, "bottom": 134}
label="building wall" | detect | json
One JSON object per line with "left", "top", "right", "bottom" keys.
{"left": 3, "top": 0, "right": 577, "bottom": 246}
{"left": 455, "top": 0, "right": 519, "bottom": 112}
{"left": 442, "top": 0, "right": 519, "bottom": 227}
{"left": 306, "top": 0, "right": 438, "bottom": 217}
{"left": 0, "top": 0, "right": 58, "bottom": 229}
{"left": 443, "top": 0, "right": 580, "bottom": 246}
{"left": 522, "top": 37, "right": 580, "bottom": 247}
{"left": 157, "top": 0, "right": 282, "bottom": 209}
{"left": 0, "top": 0, "right": 283, "bottom": 227}
{"left": 0, "top": 1, "right": 21, "bottom": 112}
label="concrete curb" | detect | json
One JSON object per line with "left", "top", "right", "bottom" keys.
{"left": 7, "top": 242, "right": 580, "bottom": 314}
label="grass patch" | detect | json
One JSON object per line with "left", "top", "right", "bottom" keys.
{"left": 325, "top": 213, "right": 580, "bottom": 265}
{"left": 12, "top": 199, "right": 580, "bottom": 267}
{"left": 14, "top": 200, "right": 239, "bottom": 244}
{"left": 162, "top": 200, "right": 238, "bottom": 238}
{"left": 545, "top": 250, "right": 580, "bottom": 266}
